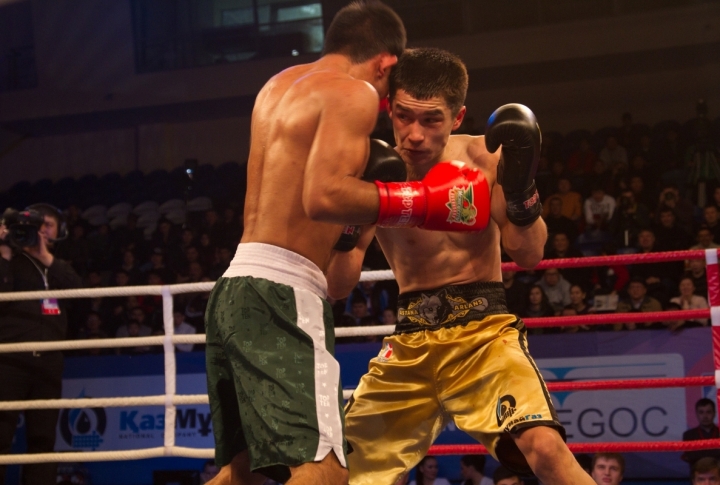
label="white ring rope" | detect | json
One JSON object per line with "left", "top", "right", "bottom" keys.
{"left": 0, "top": 395, "right": 209, "bottom": 411}
{"left": 0, "top": 270, "right": 395, "bottom": 302}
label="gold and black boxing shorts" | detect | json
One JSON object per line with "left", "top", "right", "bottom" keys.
{"left": 345, "top": 282, "right": 565, "bottom": 485}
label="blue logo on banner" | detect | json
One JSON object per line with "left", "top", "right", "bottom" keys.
{"left": 59, "top": 391, "right": 107, "bottom": 450}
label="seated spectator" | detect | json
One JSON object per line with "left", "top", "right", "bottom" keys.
{"left": 347, "top": 289, "right": 370, "bottom": 325}
{"left": 615, "top": 278, "right": 663, "bottom": 330}
{"left": 664, "top": 302, "right": 686, "bottom": 332}
{"left": 77, "top": 311, "right": 108, "bottom": 340}
{"left": 701, "top": 205, "right": 720, "bottom": 243}
{"left": 567, "top": 138, "right": 598, "bottom": 176}
{"left": 199, "top": 459, "right": 219, "bottom": 484}
{"left": 669, "top": 276, "right": 709, "bottom": 328}
{"left": 691, "top": 457, "right": 720, "bottom": 484}
{"left": 502, "top": 269, "right": 528, "bottom": 317}
{"left": 140, "top": 247, "right": 174, "bottom": 284}
{"left": 171, "top": 309, "right": 196, "bottom": 352}
{"left": 116, "top": 307, "right": 153, "bottom": 338}
{"left": 116, "top": 320, "right": 152, "bottom": 354}
{"left": 359, "top": 314, "right": 383, "bottom": 343}
{"left": 631, "top": 228, "right": 678, "bottom": 305}
{"left": 408, "top": 456, "right": 450, "bottom": 485}
{"left": 657, "top": 184, "right": 696, "bottom": 235}
{"left": 118, "top": 249, "right": 142, "bottom": 285}
{"left": 184, "top": 276, "right": 213, "bottom": 329}
{"left": 628, "top": 175, "right": 655, "bottom": 212}
{"left": 654, "top": 206, "right": 694, "bottom": 252}
{"left": 589, "top": 243, "right": 630, "bottom": 296}
{"left": 544, "top": 232, "right": 588, "bottom": 286}
{"left": 691, "top": 225, "right": 720, "bottom": 251}
{"left": 682, "top": 399, "right": 720, "bottom": 467}
{"left": 520, "top": 285, "right": 555, "bottom": 320}
{"left": 543, "top": 196, "right": 579, "bottom": 244}
{"left": 591, "top": 453, "right": 624, "bottom": 485}
{"left": 459, "top": 455, "right": 492, "bottom": 485}
{"left": 537, "top": 269, "right": 572, "bottom": 315}
{"left": 609, "top": 189, "right": 651, "bottom": 251}
{"left": 345, "top": 280, "right": 389, "bottom": 317}
{"left": 584, "top": 185, "right": 615, "bottom": 232}
{"left": 686, "top": 258, "right": 709, "bottom": 298}
{"left": 492, "top": 466, "right": 521, "bottom": 485}
{"left": 541, "top": 177, "right": 583, "bottom": 223}
{"left": 198, "top": 233, "right": 216, "bottom": 268}
{"left": 209, "top": 246, "right": 235, "bottom": 280}
{"left": 599, "top": 135, "right": 628, "bottom": 169}
{"left": 563, "top": 284, "right": 593, "bottom": 332}
{"left": 381, "top": 308, "right": 398, "bottom": 326}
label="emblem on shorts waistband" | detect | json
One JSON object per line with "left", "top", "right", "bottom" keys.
{"left": 398, "top": 290, "right": 489, "bottom": 327}
{"left": 446, "top": 184, "right": 477, "bottom": 226}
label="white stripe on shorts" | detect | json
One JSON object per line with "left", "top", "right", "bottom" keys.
{"left": 293, "top": 287, "right": 346, "bottom": 467}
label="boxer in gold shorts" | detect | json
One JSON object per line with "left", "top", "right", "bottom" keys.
{"left": 326, "top": 48, "right": 595, "bottom": 485}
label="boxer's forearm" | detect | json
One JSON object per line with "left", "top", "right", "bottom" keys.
{"left": 501, "top": 216, "right": 547, "bottom": 269}
{"left": 326, "top": 225, "right": 377, "bottom": 300}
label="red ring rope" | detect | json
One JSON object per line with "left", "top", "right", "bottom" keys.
{"left": 428, "top": 439, "right": 720, "bottom": 455}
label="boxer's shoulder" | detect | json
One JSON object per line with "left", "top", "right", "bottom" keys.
{"left": 447, "top": 134, "right": 498, "bottom": 182}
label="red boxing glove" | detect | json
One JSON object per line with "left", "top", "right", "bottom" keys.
{"left": 375, "top": 161, "right": 490, "bottom": 231}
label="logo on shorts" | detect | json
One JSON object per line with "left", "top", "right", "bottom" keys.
{"left": 496, "top": 394, "right": 517, "bottom": 427}
{"left": 445, "top": 185, "right": 477, "bottom": 225}
{"left": 399, "top": 291, "right": 488, "bottom": 327}
{"left": 377, "top": 342, "right": 393, "bottom": 362}
{"left": 503, "top": 413, "right": 543, "bottom": 433}
{"left": 59, "top": 392, "right": 107, "bottom": 450}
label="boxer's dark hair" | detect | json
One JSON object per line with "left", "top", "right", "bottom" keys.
{"left": 323, "top": 1, "right": 405, "bottom": 62}
{"left": 389, "top": 47, "right": 468, "bottom": 115}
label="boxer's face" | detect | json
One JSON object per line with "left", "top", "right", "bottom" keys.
{"left": 390, "top": 89, "right": 464, "bottom": 168}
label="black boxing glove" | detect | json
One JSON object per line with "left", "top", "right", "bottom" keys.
{"left": 484, "top": 104, "right": 542, "bottom": 226}
{"left": 364, "top": 138, "right": 406, "bottom": 183}
{"left": 333, "top": 139, "right": 407, "bottom": 251}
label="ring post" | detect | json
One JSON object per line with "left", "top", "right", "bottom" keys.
{"left": 162, "top": 286, "right": 177, "bottom": 455}
{"left": 704, "top": 250, "right": 720, "bottom": 407}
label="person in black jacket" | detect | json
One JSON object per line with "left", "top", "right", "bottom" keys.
{"left": 0, "top": 204, "right": 82, "bottom": 485}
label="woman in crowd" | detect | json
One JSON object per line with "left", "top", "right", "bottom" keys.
{"left": 668, "top": 276, "right": 709, "bottom": 330}
{"left": 409, "top": 456, "right": 451, "bottom": 485}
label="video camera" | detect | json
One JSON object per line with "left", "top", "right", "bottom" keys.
{"left": 0, "top": 208, "right": 45, "bottom": 248}
{"left": 0, "top": 203, "right": 67, "bottom": 248}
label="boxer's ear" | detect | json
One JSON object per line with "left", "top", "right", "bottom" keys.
{"left": 376, "top": 53, "right": 398, "bottom": 79}
{"left": 452, "top": 106, "right": 467, "bottom": 131}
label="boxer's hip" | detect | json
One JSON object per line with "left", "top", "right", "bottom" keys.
{"left": 222, "top": 242, "right": 327, "bottom": 299}
{"left": 395, "top": 281, "right": 509, "bottom": 334}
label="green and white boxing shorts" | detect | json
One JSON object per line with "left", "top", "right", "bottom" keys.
{"left": 205, "top": 243, "right": 346, "bottom": 483}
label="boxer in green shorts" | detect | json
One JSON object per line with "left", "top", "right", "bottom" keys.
{"left": 205, "top": 244, "right": 344, "bottom": 484}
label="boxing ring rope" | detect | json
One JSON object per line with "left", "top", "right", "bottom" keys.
{"left": 0, "top": 249, "right": 717, "bottom": 465}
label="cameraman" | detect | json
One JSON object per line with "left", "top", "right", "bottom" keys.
{"left": 0, "top": 204, "right": 82, "bottom": 485}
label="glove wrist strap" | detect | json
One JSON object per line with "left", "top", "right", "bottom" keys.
{"left": 375, "top": 181, "right": 427, "bottom": 227}
{"left": 505, "top": 181, "right": 541, "bottom": 227}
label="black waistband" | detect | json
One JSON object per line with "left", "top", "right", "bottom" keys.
{"left": 395, "top": 281, "right": 508, "bottom": 334}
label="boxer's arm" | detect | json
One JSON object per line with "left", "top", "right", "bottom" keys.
{"left": 303, "top": 82, "right": 381, "bottom": 225}
{"left": 326, "top": 225, "right": 378, "bottom": 300}
{"left": 491, "top": 179, "right": 547, "bottom": 269}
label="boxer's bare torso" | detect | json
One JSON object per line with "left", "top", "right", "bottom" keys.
{"left": 241, "top": 57, "right": 382, "bottom": 272}
{"left": 376, "top": 134, "right": 506, "bottom": 292}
